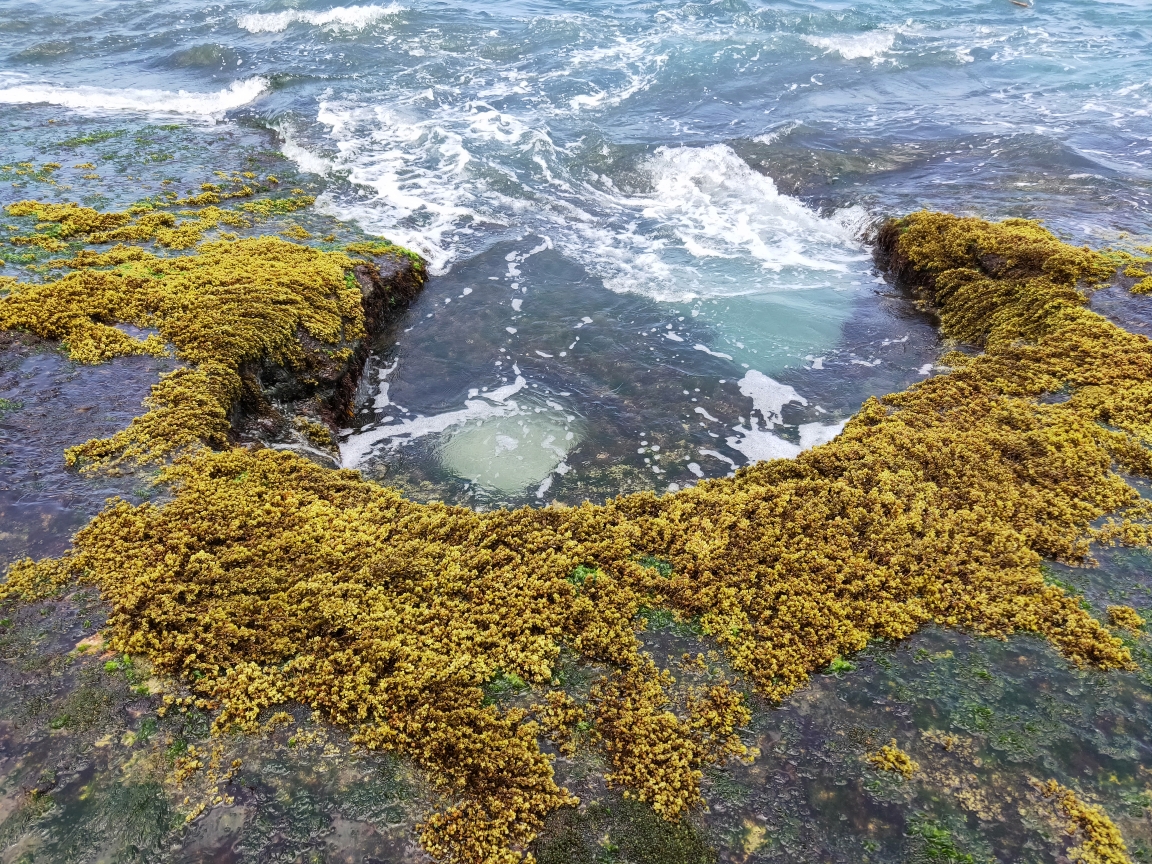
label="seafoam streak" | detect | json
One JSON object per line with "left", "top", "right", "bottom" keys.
{"left": 0, "top": 78, "right": 269, "bottom": 120}
{"left": 237, "top": 4, "right": 405, "bottom": 33}
{"left": 340, "top": 376, "right": 527, "bottom": 467}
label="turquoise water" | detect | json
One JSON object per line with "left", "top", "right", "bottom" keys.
{"left": 3, "top": 0, "right": 1150, "bottom": 503}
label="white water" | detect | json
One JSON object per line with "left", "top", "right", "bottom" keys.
{"left": 802, "top": 31, "right": 897, "bottom": 61}
{"left": 0, "top": 78, "right": 268, "bottom": 120}
{"left": 340, "top": 376, "right": 529, "bottom": 467}
{"left": 237, "top": 4, "right": 406, "bottom": 33}
{"left": 293, "top": 92, "right": 869, "bottom": 299}
{"left": 723, "top": 370, "right": 846, "bottom": 462}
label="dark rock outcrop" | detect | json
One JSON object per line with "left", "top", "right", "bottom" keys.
{"left": 229, "top": 249, "right": 426, "bottom": 462}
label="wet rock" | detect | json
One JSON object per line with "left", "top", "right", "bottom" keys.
{"left": 27, "top": 768, "right": 57, "bottom": 799}
{"left": 229, "top": 250, "right": 426, "bottom": 463}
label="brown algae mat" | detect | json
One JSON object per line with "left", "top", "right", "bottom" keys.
{"left": 2, "top": 208, "right": 1152, "bottom": 863}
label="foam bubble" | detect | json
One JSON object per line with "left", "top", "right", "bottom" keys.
{"left": 237, "top": 4, "right": 405, "bottom": 33}
{"left": 0, "top": 77, "right": 268, "bottom": 120}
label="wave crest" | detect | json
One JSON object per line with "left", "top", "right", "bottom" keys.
{"left": 0, "top": 77, "right": 268, "bottom": 120}
{"left": 237, "top": 4, "right": 405, "bottom": 33}
{"left": 802, "top": 31, "right": 895, "bottom": 60}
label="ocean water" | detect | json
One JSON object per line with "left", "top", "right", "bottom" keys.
{"left": 3, "top": 0, "right": 1150, "bottom": 506}
{"left": 3, "top": 2, "right": 1152, "bottom": 862}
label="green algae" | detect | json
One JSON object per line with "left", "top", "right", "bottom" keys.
{"left": 532, "top": 796, "right": 715, "bottom": 864}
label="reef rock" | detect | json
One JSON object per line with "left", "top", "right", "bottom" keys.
{"left": 230, "top": 248, "right": 426, "bottom": 462}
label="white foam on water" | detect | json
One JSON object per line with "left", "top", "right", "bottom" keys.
{"left": 0, "top": 77, "right": 268, "bottom": 120}
{"left": 277, "top": 125, "right": 336, "bottom": 176}
{"left": 725, "top": 430, "right": 801, "bottom": 462}
{"left": 374, "top": 382, "right": 391, "bottom": 410}
{"left": 271, "top": 4, "right": 873, "bottom": 303}
{"left": 699, "top": 449, "right": 737, "bottom": 470}
{"left": 565, "top": 36, "right": 665, "bottom": 111}
{"left": 288, "top": 54, "right": 865, "bottom": 292}
{"left": 736, "top": 370, "right": 806, "bottom": 425}
{"left": 535, "top": 460, "right": 571, "bottom": 499}
{"left": 237, "top": 4, "right": 405, "bottom": 33}
{"left": 803, "top": 31, "right": 896, "bottom": 60}
{"left": 373, "top": 360, "right": 398, "bottom": 410}
{"left": 694, "top": 343, "right": 733, "bottom": 361}
{"left": 571, "top": 144, "right": 868, "bottom": 301}
{"left": 340, "top": 376, "right": 527, "bottom": 466}
{"left": 724, "top": 370, "right": 845, "bottom": 463}
{"left": 753, "top": 121, "right": 802, "bottom": 146}
{"left": 798, "top": 419, "right": 847, "bottom": 449}
{"left": 298, "top": 100, "right": 488, "bottom": 273}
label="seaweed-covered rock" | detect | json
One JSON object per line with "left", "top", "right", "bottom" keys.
{"left": 230, "top": 248, "right": 426, "bottom": 458}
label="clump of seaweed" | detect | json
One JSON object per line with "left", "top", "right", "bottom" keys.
{"left": 866, "top": 740, "right": 919, "bottom": 779}
{"left": 3, "top": 211, "right": 1152, "bottom": 863}
{"left": 0, "top": 236, "right": 363, "bottom": 467}
{"left": 1107, "top": 605, "right": 1145, "bottom": 633}
{"left": 293, "top": 415, "right": 337, "bottom": 449}
{"left": 4, "top": 191, "right": 314, "bottom": 253}
{"left": 1037, "top": 780, "right": 1133, "bottom": 864}
{"left": 532, "top": 691, "right": 587, "bottom": 758}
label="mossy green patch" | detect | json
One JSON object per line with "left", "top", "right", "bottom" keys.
{"left": 907, "top": 818, "right": 981, "bottom": 864}
{"left": 532, "top": 797, "right": 715, "bottom": 864}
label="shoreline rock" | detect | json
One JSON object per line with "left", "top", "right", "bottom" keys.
{"left": 229, "top": 249, "right": 426, "bottom": 461}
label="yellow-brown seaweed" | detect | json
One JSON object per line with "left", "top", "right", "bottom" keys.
{"left": 866, "top": 740, "right": 919, "bottom": 778}
{"left": 2, "top": 211, "right": 1152, "bottom": 862}
{"left": 0, "top": 235, "right": 362, "bottom": 467}
{"left": 1038, "top": 779, "right": 1133, "bottom": 864}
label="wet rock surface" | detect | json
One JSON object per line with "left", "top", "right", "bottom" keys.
{"left": 230, "top": 250, "right": 426, "bottom": 465}
{"left": 0, "top": 331, "right": 177, "bottom": 564}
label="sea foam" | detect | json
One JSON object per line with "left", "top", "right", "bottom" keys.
{"left": 723, "top": 370, "right": 845, "bottom": 462}
{"left": 640, "top": 144, "right": 859, "bottom": 273}
{"left": 802, "top": 31, "right": 895, "bottom": 60}
{"left": 238, "top": 4, "right": 405, "bottom": 33}
{"left": 566, "top": 143, "right": 867, "bottom": 301}
{"left": 0, "top": 77, "right": 268, "bottom": 120}
{"left": 275, "top": 13, "right": 867, "bottom": 295}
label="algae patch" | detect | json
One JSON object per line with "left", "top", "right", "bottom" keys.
{"left": 1038, "top": 779, "right": 1134, "bottom": 864}
{"left": 0, "top": 228, "right": 424, "bottom": 468}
